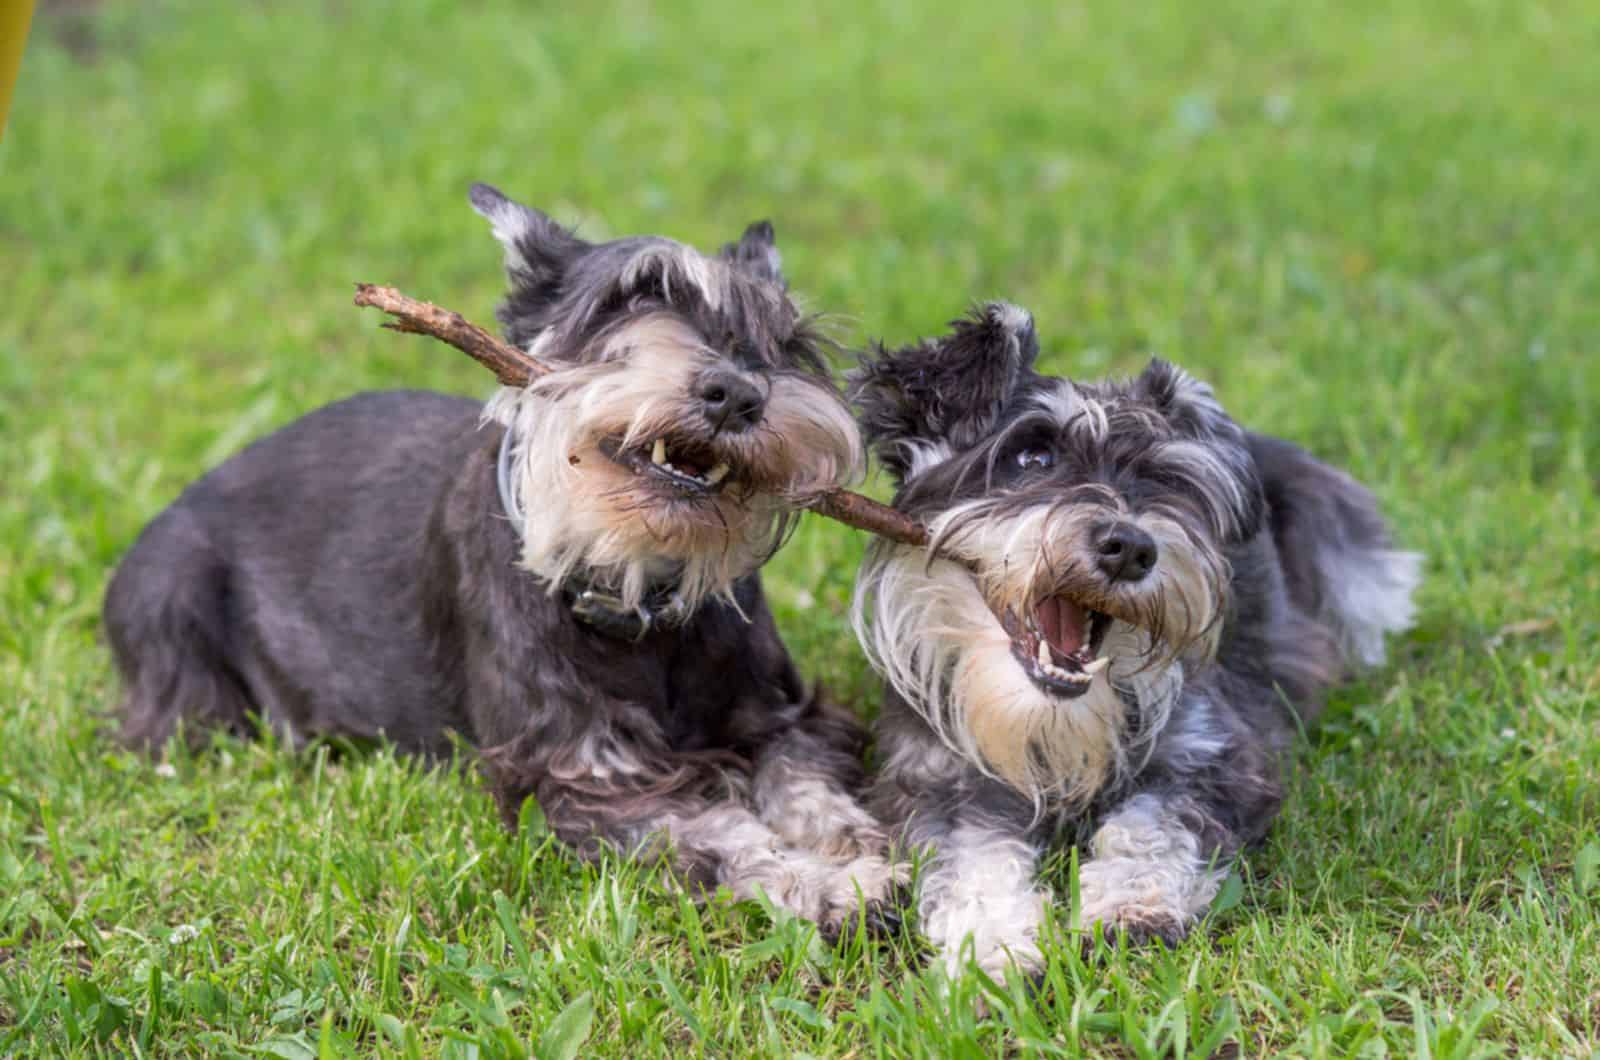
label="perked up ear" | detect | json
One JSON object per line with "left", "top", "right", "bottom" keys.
{"left": 468, "top": 182, "right": 589, "bottom": 292}
{"left": 1133, "top": 358, "right": 1235, "bottom": 439}
{"left": 850, "top": 302, "right": 1039, "bottom": 482}
{"left": 719, "top": 219, "right": 785, "bottom": 286}
{"left": 1135, "top": 358, "right": 1265, "bottom": 538}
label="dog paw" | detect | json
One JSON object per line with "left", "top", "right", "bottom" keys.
{"left": 1078, "top": 906, "right": 1190, "bottom": 952}
{"left": 725, "top": 846, "right": 908, "bottom": 936}
{"left": 812, "top": 852, "right": 911, "bottom": 938}
{"left": 825, "top": 895, "right": 910, "bottom": 944}
{"left": 924, "top": 906, "right": 1046, "bottom": 982}
{"left": 1076, "top": 856, "right": 1208, "bottom": 951}
{"left": 813, "top": 818, "right": 892, "bottom": 863}
{"left": 769, "top": 795, "right": 891, "bottom": 862}
{"left": 939, "top": 936, "right": 1045, "bottom": 984}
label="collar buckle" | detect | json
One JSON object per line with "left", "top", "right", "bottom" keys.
{"left": 570, "top": 588, "right": 654, "bottom": 642}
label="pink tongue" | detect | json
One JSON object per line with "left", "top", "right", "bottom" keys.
{"left": 1038, "top": 596, "right": 1088, "bottom": 657}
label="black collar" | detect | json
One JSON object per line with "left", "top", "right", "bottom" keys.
{"left": 497, "top": 425, "right": 691, "bottom": 641}
{"left": 560, "top": 574, "right": 692, "bottom": 641}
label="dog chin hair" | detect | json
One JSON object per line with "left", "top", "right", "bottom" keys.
{"left": 853, "top": 499, "right": 1225, "bottom": 806}
{"left": 484, "top": 319, "right": 861, "bottom": 612}
{"left": 853, "top": 544, "right": 1186, "bottom": 808}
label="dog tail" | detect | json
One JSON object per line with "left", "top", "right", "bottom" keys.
{"left": 1248, "top": 433, "right": 1422, "bottom": 669}
{"left": 103, "top": 508, "right": 257, "bottom": 750}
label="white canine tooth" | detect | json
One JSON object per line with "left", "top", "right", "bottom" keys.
{"left": 652, "top": 438, "right": 667, "bottom": 465}
{"left": 1082, "top": 656, "right": 1111, "bottom": 676}
{"left": 705, "top": 463, "right": 730, "bottom": 485}
{"left": 1037, "top": 639, "right": 1051, "bottom": 667}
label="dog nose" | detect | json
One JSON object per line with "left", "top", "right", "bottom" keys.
{"left": 1095, "top": 523, "right": 1158, "bottom": 583}
{"left": 696, "top": 370, "right": 766, "bottom": 434}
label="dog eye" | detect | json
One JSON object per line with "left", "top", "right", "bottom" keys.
{"left": 1015, "top": 448, "right": 1054, "bottom": 471}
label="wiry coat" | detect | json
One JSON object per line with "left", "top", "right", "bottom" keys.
{"left": 103, "top": 186, "right": 897, "bottom": 932}
{"left": 850, "top": 304, "right": 1420, "bottom": 975}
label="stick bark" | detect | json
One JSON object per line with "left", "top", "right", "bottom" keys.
{"left": 353, "top": 283, "right": 931, "bottom": 550}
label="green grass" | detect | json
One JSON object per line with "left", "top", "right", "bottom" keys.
{"left": 3, "top": 0, "right": 1598, "bottom": 1054}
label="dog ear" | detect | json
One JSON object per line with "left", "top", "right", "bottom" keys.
{"left": 1135, "top": 359, "right": 1266, "bottom": 538}
{"left": 469, "top": 183, "right": 588, "bottom": 291}
{"left": 851, "top": 302, "right": 1038, "bottom": 481}
{"left": 719, "top": 220, "right": 785, "bottom": 285}
{"left": 1133, "top": 359, "right": 1236, "bottom": 439}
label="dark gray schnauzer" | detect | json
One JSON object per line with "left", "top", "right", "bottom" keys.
{"left": 103, "top": 184, "right": 899, "bottom": 932}
{"left": 849, "top": 304, "right": 1420, "bottom": 976}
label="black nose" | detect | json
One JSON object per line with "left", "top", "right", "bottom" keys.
{"left": 696, "top": 369, "right": 766, "bottom": 434}
{"left": 1095, "top": 523, "right": 1158, "bottom": 583}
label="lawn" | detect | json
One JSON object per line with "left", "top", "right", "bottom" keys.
{"left": 2, "top": 0, "right": 1598, "bottom": 1055}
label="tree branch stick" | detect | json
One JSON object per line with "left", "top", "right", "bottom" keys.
{"left": 353, "top": 283, "right": 931, "bottom": 550}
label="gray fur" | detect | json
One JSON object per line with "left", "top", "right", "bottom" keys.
{"left": 103, "top": 188, "right": 893, "bottom": 934}
{"left": 851, "top": 303, "right": 1420, "bottom": 975}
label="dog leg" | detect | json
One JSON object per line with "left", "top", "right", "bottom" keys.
{"left": 1075, "top": 693, "right": 1285, "bottom": 948}
{"left": 103, "top": 511, "right": 261, "bottom": 749}
{"left": 486, "top": 734, "right": 896, "bottom": 936}
{"left": 665, "top": 802, "right": 903, "bottom": 935}
{"left": 916, "top": 813, "right": 1049, "bottom": 979}
{"left": 747, "top": 719, "right": 906, "bottom": 933}
{"left": 876, "top": 753, "right": 1048, "bottom": 976}
{"left": 750, "top": 696, "right": 887, "bottom": 862}
{"left": 1074, "top": 790, "right": 1232, "bottom": 948}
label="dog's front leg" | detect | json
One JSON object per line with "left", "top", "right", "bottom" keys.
{"left": 487, "top": 737, "right": 894, "bottom": 936}
{"left": 915, "top": 809, "right": 1049, "bottom": 979}
{"left": 876, "top": 754, "right": 1050, "bottom": 979}
{"left": 1074, "top": 707, "right": 1283, "bottom": 948}
{"left": 1073, "top": 790, "right": 1235, "bottom": 948}
{"left": 744, "top": 708, "right": 907, "bottom": 931}
{"left": 750, "top": 696, "right": 888, "bottom": 863}
{"left": 665, "top": 800, "right": 902, "bottom": 935}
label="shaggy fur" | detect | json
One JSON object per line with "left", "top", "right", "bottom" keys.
{"left": 851, "top": 303, "right": 1421, "bottom": 975}
{"left": 103, "top": 185, "right": 897, "bottom": 933}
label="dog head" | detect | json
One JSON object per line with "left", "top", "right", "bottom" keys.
{"left": 471, "top": 184, "right": 861, "bottom": 612}
{"left": 850, "top": 303, "right": 1264, "bottom": 803}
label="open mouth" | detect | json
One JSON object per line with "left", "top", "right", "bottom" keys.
{"left": 999, "top": 596, "right": 1114, "bottom": 699}
{"left": 600, "top": 436, "right": 736, "bottom": 496}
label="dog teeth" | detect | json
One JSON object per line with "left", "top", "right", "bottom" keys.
{"left": 1082, "top": 656, "right": 1111, "bottom": 676}
{"left": 1037, "top": 638, "right": 1051, "bottom": 668}
{"left": 705, "top": 462, "right": 730, "bottom": 485}
{"left": 652, "top": 439, "right": 668, "bottom": 466}
{"left": 1039, "top": 659, "right": 1090, "bottom": 683}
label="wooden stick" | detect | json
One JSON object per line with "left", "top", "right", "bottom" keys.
{"left": 353, "top": 283, "right": 932, "bottom": 550}
{"left": 355, "top": 284, "right": 549, "bottom": 387}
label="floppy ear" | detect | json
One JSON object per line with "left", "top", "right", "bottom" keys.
{"left": 719, "top": 219, "right": 785, "bottom": 285}
{"left": 850, "top": 302, "right": 1038, "bottom": 482}
{"left": 469, "top": 182, "right": 588, "bottom": 293}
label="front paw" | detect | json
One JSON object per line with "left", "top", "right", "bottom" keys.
{"left": 922, "top": 894, "right": 1048, "bottom": 981}
{"left": 771, "top": 795, "right": 891, "bottom": 862}
{"left": 1078, "top": 905, "right": 1189, "bottom": 950}
{"left": 815, "top": 852, "right": 912, "bottom": 939}
{"left": 726, "top": 847, "right": 908, "bottom": 938}
{"left": 1075, "top": 856, "right": 1215, "bottom": 950}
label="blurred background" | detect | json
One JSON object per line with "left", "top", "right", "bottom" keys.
{"left": 1, "top": 0, "right": 1597, "bottom": 1054}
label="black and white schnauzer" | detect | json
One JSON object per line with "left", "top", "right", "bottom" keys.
{"left": 103, "top": 184, "right": 899, "bottom": 933}
{"left": 850, "top": 304, "right": 1420, "bottom": 976}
